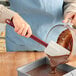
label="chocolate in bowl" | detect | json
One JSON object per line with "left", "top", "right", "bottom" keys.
{"left": 46, "top": 29, "right": 72, "bottom": 75}
{"left": 27, "top": 29, "right": 72, "bottom": 76}
{"left": 57, "top": 29, "right": 73, "bottom": 52}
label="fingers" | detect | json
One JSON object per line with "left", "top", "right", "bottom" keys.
{"left": 71, "top": 14, "right": 76, "bottom": 26}
{"left": 16, "top": 24, "right": 25, "bottom": 35}
{"left": 15, "top": 23, "right": 31, "bottom": 37}
{"left": 25, "top": 26, "right": 32, "bottom": 38}
{"left": 63, "top": 12, "right": 75, "bottom": 23}
{"left": 13, "top": 13, "right": 32, "bottom": 38}
{"left": 21, "top": 24, "right": 28, "bottom": 36}
{"left": 14, "top": 26, "right": 19, "bottom": 32}
{"left": 63, "top": 12, "right": 76, "bottom": 28}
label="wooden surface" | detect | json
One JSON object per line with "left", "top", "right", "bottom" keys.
{"left": 0, "top": 52, "right": 76, "bottom": 76}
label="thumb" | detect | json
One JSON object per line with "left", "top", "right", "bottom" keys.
{"left": 63, "top": 12, "right": 75, "bottom": 23}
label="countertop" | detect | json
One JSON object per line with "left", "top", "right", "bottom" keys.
{"left": 0, "top": 51, "right": 76, "bottom": 76}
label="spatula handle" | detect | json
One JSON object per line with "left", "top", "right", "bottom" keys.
{"left": 5, "top": 19, "right": 48, "bottom": 47}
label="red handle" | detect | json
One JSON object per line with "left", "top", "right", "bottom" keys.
{"left": 5, "top": 19, "right": 48, "bottom": 47}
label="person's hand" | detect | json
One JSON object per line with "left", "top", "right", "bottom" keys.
{"left": 13, "top": 13, "right": 32, "bottom": 38}
{"left": 63, "top": 12, "right": 76, "bottom": 27}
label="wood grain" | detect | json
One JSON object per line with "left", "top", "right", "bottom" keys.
{"left": 0, "top": 52, "right": 46, "bottom": 76}
{"left": 0, "top": 52, "right": 76, "bottom": 76}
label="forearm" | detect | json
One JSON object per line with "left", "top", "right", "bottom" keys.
{"left": 64, "top": 0, "right": 76, "bottom": 16}
{"left": 0, "top": 4, "right": 16, "bottom": 23}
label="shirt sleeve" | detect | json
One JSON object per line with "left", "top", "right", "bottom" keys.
{"left": 64, "top": 0, "right": 76, "bottom": 16}
{"left": 0, "top": 4, "right": 16, "bottom": 23}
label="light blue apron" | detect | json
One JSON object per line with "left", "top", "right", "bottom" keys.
{"left": 6, "top": 0, "right": 64, "bottom": 51}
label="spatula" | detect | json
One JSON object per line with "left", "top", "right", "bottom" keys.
{"left": 5, "top": 19, "right": 70, "bottom": 56}
{"left": 5, "top": 19, "right": 48, "bottom": 47}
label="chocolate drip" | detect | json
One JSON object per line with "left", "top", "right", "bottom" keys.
{"left": 48, "top": 54, "right": 69, "bottom": 74}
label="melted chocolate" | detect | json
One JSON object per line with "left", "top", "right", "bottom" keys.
{"left": 48, "top": 55, "right": 69, "bottom": 67}
{"left": 27, "top": 55, "right": 69, "bottom": 76}
{"left": 57, "top": 29, "right": 73, "bottom": 52}
{"left": 27, "top": 64, "right": 67, "bottom": 76}
{"left": 48, "top": 55, "right": 69, "bottom": 74}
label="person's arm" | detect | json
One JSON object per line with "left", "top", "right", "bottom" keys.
{"left": 0, "top": 4, "right": 32, "bottom": 37}
{"left": 63, "top": 0, "right": 76, "bottom": 27}
{"left": 64, "top": 0, "right": 76, "bottom": 14}
{"left": 0, "top": 4, "right": 16, "bottom": 23}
